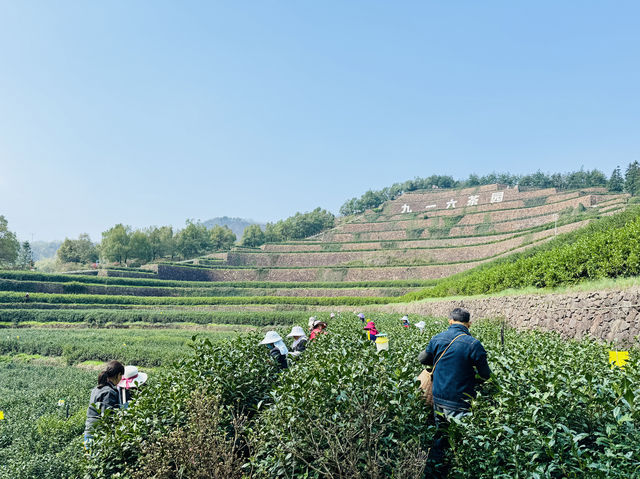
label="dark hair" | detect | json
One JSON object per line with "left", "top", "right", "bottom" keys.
{"left": 98, "top": 360, "right": 125, "bottom": 387}
{"left": 449, "top": 307, "right": 470, "bottom": 323}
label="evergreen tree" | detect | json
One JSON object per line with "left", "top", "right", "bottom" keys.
{"left": 17, "top": 241, "right": 34, "bottom": 269}
{"left": 625, "top": 161, "right": 640, "bottom": 196}
{"left": 608, "top": 166, "right": 624, "bottom": 192}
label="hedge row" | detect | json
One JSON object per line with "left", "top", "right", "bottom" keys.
{"left": 0, "top": 291, "right": 392, "bottom": 306}
{"left": 0, "top": 309, "right": 315, "bottom": 326}
{"left": 0, "top": 279, "right": 413, "bottom": 298}
{"left": 404, "top": 206, "right": 640, "bottom": 300}
{"left": 0, "top": 270, "right": 434, "bottom": 289}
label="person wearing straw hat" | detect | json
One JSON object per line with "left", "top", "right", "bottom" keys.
{"left": 309, "top": 320, "right": 327, "bottom": 341}
{"left": 84, "top": 360, "right": 125, "bottom": 447}
{"left": 117, "top": 365, "right": 148, "bottom": 406}
{"left": 260, "top": 331, "right": 289, "bottom": 370}
{"left": 287, "top": 325, "right": 307, "bottom": 357}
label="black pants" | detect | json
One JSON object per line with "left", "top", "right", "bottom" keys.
{"left": 427, "top": 403, "right": 470, "bottom": 475}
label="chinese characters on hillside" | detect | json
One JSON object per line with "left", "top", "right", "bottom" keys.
{"left": 400, "top": 192, "right": 504, "bottom": 213}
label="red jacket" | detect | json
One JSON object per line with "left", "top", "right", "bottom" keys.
{"left": 309, "top": 327, "right": 326, "bottom": 340}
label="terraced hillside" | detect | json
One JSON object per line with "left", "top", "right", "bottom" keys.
{"left": 158, "top": 184, "right": 628, "bottom": 282}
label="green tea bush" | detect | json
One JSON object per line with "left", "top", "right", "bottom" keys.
{"left": 3, "top": 315, "right": 639, "bottom": 477}
{"left": 0, "top": 270, "right": 435, "bottom": 289}
{"left": 0, "top": 309, "right": 316, "bottom": 326}
{"left": 0, "top": 291, "right": 392, "bottom": 306}
{"left": 0, "top": 363, "right": 95, "bottom": 479}
{"left": 85, "top": 333, "right": 280, "bottom": 478}
{"left": 404, "top": 207, "right": 640, "bottom": 299}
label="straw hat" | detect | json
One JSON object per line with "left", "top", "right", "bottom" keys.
{"left": 260, "top": 331, "right": 283, "bottom": 345}
{"left": 287, "top": 326, "right": 306, "bottom": 337}
{"left": 117, "top": 365, "right": 148, "bottom": 389}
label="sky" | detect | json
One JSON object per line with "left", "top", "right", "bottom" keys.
{"left": 0, "top": 1, "right": 638, "bottom": 242}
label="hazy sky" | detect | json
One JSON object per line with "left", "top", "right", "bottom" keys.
{"left": 1, "top": 1, "right": 638, "bottom": 242}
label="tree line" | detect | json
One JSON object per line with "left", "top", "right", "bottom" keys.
{"left": 3, "top": 164, "right": 639, "bottom": 270}
{"left": 339, "top": 164, "right": 640, "bottom": 215}
{"left": 239, "top": 208, "right": 334, "bottom": 247}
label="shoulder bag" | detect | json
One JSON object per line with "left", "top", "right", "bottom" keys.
{"left": 418, "top": 334, "right": 466, "bottom": 407}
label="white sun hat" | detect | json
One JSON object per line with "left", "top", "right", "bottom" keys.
{"left": 117, "top": 365, "right": 148, "bottom": 389}
{"left": 414, "top": 321, "right": 426, "bottom": 331}
{"left": 401, "top": 315, "right": 409, "bottom": 321}
{"left": 260, "top": 331, "right": 283, "bottom": 345}
{"left": 308, "top": 316, "right": 317, "bottom": 329}
{"left": 330, "top": 313, "right": 336, "bottom": 318}
{"left": 287, "top": 326, "right": 306, "bottom": 337}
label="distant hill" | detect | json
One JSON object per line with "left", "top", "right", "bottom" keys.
{"left": 30, "top": 240, "right": 62, "bottom": 261}
{"left": 202, "top": 217, "right": 265, "bottom": 239}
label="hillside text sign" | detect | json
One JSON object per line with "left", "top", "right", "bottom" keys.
{"left": 399, "top": 191, "right": 505, "bottom": 213}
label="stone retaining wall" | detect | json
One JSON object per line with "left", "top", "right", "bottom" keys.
{"left": 364, "top": 287, "right": 640, "bottom": 346}
{"left": 456, "top": 195, "right": 595, "bottom": 225}
{"left": 261, "top": 232, "right": 522, "bottom": 252}
{"left": 226, "top": 222, "right": 587, "bottom": 268}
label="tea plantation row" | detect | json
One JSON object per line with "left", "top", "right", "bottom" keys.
{"left": 0, "top": 328, "right": 242, "bottom": 479}
{"left": 407, "top": 206, "right": 640, "bottom": 300}
{"left": 80, "top": 315, "right": 639, "bottom": 478}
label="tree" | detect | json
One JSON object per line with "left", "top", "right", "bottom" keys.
{"left": 0, "top": 215, "right": 19, "bottom": 267}
{"left": 241, "top": 224, "right": 266, "bottom": 247}
{"left": 129, "top": 230, "right": 153, "bottom": 262}
{"left": 625, "top": 162, "right": 640, "bottom": 195}
{"left": 17, "top": 241, "right": 34, "bottom": 269}
{"left": 210, "top": 225, "right": 236, "bottom": 251}
{"left": 147, "top": 226, "right": 175, "bottom": 260}
{"left": 175, "top": 220, "right": 212, "bottom": 259}
{"left": 608, "top": 166, "right": 624, "bottom": 192}
{"left": 57, "top": 234, "right": 98, "bottom": 264}
{"left": 100, "top": 224, "right": 131, "bottom": 264}
{"left": 625, "top": 161, "right": 640, "bottom": 196}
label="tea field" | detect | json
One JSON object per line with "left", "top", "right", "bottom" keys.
{"left": 79, "top": 314, "right": 639, "bottom": 478}
{"left": 0, "top": 327, "right": 248, "bottom": 479}
{"left": 0, "top": 326, "right": 249, "bottom": 366}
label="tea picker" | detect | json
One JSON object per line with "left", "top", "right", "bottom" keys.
{"left": 260, "top": 331, "right": 289, "bottom": 370}
{"left": 287, "top": 325, "right": 307, "bottom": 357}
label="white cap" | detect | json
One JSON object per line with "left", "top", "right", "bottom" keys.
{"left": 287, "top": 326, "right": 306, "bottom": 337}
{"left": 260, "top": 331, "right": 283, "bottom": 345}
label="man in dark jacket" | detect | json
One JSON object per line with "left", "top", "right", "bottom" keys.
{"left": 418, "top": 308, "right": 491, "bottom": 475}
